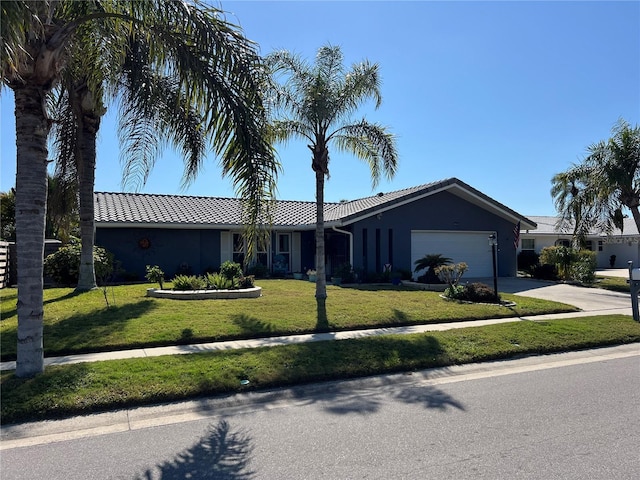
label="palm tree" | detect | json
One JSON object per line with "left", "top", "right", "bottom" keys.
{"left": 266, "top": 45, "right": 398, "bottom": 300}
{"left": 552, "top": 119, "right": 640, "bottom": 244}
{"left": 414, "top": 254, "right": 452, "bottom": 283}
{"left": 2, "top": 1, "right": 277, "bottom": 377}
{"left": 50, "top": 35, "right": 206, "bottom": 291}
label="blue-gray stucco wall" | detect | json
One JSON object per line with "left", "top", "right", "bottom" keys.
{"left": 96, "top": 228, "right": 221, "bottom": 280}
{"left": 348, "top": 191, "right": 519, "bottom": 276}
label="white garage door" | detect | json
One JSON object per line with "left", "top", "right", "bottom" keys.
{"left": 411, "top": 231, "right": 495, "bottom": 278}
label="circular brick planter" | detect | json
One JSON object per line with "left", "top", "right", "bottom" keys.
{"left": 146, "top": 287, "right": 262, "bottom": 300}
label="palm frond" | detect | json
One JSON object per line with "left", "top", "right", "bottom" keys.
{"left": 332, "top": 120, "right": 398, "bottom": 187}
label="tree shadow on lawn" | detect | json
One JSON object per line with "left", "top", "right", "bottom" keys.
{"left": 232, "top": 314, "right": 277, "bottom": 336}
{"left": 0, "top": 300, "right": 163, "bottom": 360}
{"left": 41, "top": 299, "right": 157, "bottom": 356}
{"left": 1, "top": 362, "right": 92, "bottom": 423}
{"left": 135, "top": 419, "right": 255, "bottom": 480}
{"left": 0, "top": 290, "right": 81, "bottom": 321}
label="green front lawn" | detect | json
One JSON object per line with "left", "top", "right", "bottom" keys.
{"left": 2, "top": 314, "right": 639, "bottom": 424}
{"left": 0, "top": 280, "right": 578, "bottom": 360}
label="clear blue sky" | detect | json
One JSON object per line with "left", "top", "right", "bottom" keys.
{"left": 1, "top": 0, "right": 639, "bottom": 217}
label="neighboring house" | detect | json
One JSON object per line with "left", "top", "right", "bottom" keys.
{"left": 95, "top": 177, "right": 536, "bottom": 281}
{"left": 518, "top": 216, "right": 640, "bottom": 269}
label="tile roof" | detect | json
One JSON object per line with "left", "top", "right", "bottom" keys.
{"left": 95, "top": 177, "right": 536, "bottom": 229}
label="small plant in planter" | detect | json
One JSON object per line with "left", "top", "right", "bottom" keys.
{"left": 172, "top": 275, "right": 207, "bottom": 290}
{"left": 145, "top": 265, "right": 165, "bottom": 289}
{"left": 306, "top": 269, "right": 317, "bottom": 282}
{"left": 205, "top": 272, "right": 237, "bottom": 290}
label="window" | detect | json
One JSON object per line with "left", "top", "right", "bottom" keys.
{"left": 585, "top": 240, "right": 593, "bottom": 251}
{"left": 598, "top": 240, "right": 603, "bottom": 252}
{"left": 521, "top": 238, "right": 535, "bottom": 251}
{"left": 555, "top": 239, "right": 571, "bottom": 247}
{"left": 232, "top": 233, "right": 245, "bottom": 265}
{"left": 274, "top": 233, "right": 291, "bottom": 273}
{"left": 232, "top": 232, "right": 267, "bottom": 267}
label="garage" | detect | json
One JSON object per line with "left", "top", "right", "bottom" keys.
{"left": 411, "top": 230, "right": 496, "bottom": 279}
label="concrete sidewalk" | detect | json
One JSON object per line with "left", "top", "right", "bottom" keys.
{"left": 1, "top": 307, "right": 632, "bottom": 372}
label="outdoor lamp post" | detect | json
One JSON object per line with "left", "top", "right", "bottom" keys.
{"left": 488, "top": 233, "right": 498, "bottom": 301}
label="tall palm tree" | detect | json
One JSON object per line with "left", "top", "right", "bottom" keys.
{"left": 552, "top": 119, "right": 640, "bottom": 243}
{"left": 266, "top": 45, "right": 398, "bottom": 299}
{"left": 2, "top": 1, "right": 277, "bottom": 377}
{"left": 50, "top": 34, "right": 208, "bottom": 291}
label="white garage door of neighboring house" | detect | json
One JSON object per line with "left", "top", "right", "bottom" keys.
{"left": 411, "top": 231, "right": 496, "bottom": 279}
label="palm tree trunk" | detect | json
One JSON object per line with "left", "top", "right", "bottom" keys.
{"left": 75, "top": 93, "right": 101, "bottom": 292}
{"left": 14, "top": 86, "right": 49, "bottom": 377}
{"left": 315, "top": 168, "right": 327, "bottom": 300}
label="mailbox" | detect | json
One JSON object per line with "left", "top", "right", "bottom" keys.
{"left": 632, "top": 269, "right": 640, "bottom": 281}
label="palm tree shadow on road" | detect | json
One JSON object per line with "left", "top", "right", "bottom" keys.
{"left": 135, "top": 420, "right": 254, "bottom": 480}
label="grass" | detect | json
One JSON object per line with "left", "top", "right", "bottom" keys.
{"left": 595, "top": 275, "right": 631, "bottom": 293}
{"left": 0, "top": 280, "right": 579, "bottom": 361}
{"left": 2, "top": 314, "right": 639, "bottom": 424}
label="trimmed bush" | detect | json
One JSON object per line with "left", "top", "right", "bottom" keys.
{"left": 463, "top": 282, "right": 500, "bottom": 303}
{"left": 219, "top": 261, "right": 243, "bottom": 281}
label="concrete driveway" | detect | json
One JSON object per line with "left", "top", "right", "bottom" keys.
{"left": 470, "top": 276, "right": 633, "bottom": 314}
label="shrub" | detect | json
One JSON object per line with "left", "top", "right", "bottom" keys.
{"left": 463, "top": 282, "right": 500, "bottom": 303}
{"left": 334, "top": 263, "right": 355, "bottom": 283}
{"left": 572, "top": 250, "right": 597, "bottom": 284}
{"left": 220, "top": 261, "right": 243, "bottom": 281}
{"left": 443, "top": 284, "right": 466, "bottom": 300}
{"left": 44, "top": 243, "right": 114, "bottom": 287}
{"left": 145, "top": 265, "right": 165, "bottom": 289}
{"left": 247, "top": 263, "right": 269, "bottom": 278}
{"left": 172, "top": 275, "right": 206, "bottom": 290}
{"left": 540, "top": 246, "right": 576, "bottom": 280}
{"left": 517, "top": 250, "right": 539, "bottom": 274}
{"left": 531, "top": 263, "right": 558, "bottom": 281}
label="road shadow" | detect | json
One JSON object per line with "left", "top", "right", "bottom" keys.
{"left": 135, "top": 419, "right": 254, "bottom": 480}
{"left": 203, "top": 334, "right": 467, "bottom": 417}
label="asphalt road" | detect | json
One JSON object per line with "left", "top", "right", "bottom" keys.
{"left": 2, "top": 346, "right": 638, "bottom": 480}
